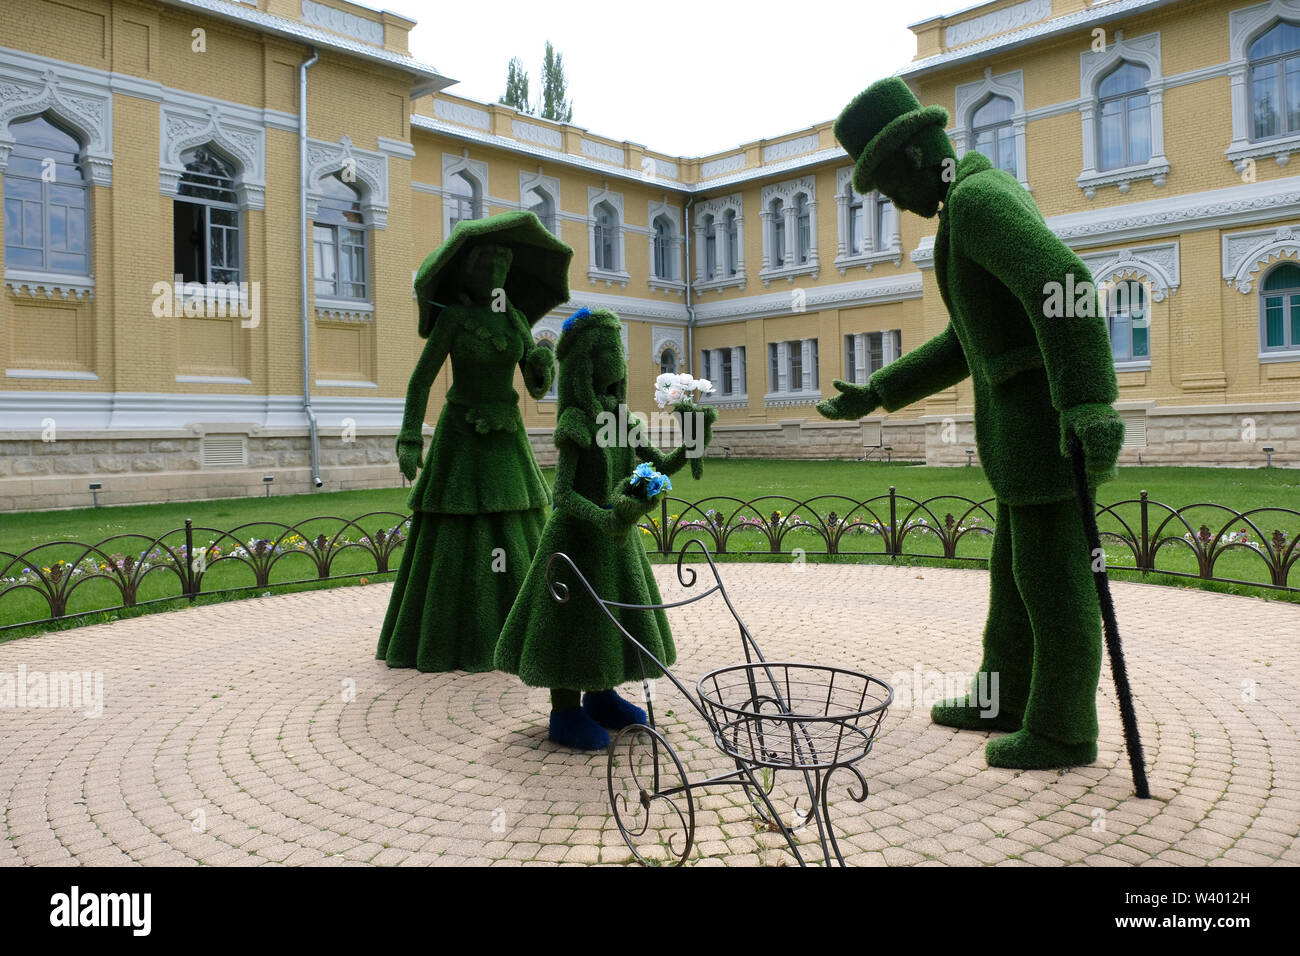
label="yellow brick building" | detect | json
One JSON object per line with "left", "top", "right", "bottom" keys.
{"left": 1, "top": 0, "right": 1296, "bottom": 511}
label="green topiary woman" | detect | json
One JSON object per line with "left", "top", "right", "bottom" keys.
{"left": 377, "top": 211, "right": 572, "bottom": 673}
{"left": 494, "top": 307, "right": 716, "bottom": 750}
{"left": 818, "top": 78, "right": 1125, "bottom": 770}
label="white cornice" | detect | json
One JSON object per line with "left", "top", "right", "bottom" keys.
{"left": 693, "top": 273, "right": 922, "bottom": 325}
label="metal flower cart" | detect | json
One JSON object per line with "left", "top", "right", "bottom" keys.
{"left": 544, "top": 540, "right": 893, "bottom": 867}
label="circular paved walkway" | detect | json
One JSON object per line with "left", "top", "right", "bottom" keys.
{"left": 1, "top": 564, "right": 1296, "bottom": 866}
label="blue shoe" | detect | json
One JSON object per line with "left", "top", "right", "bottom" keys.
{"left": 582, "top": 689, "right": 648, "bottom": 729}
{"left": 548, "top": 706, "right": 610, "bottom": 751}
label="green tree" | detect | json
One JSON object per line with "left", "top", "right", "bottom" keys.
{"left": 499, "top": 56, "right": 532, "bottom": 114}
{"left": 538, "top": 41, "right": 573, "bottom": 123}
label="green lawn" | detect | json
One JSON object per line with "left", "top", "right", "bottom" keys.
{"left": 2, "top": 459, "right": 1297, "bottom": 638}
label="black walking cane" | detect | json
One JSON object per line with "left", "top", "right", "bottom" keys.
{"left": 1068, "top": 432, "right": 1151, "bottom": 799}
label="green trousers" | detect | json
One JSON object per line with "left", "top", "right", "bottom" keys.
{"left": 976, "top": 497, "right": 1102, "bottom": 746}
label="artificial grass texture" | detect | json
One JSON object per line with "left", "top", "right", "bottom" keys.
{"left": 825, "top": 80, "right": 1125, "bottom": 769}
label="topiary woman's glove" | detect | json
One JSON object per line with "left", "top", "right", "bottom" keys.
{"left": 523, "top": 340, "right": 556, "bottom": 399}
{"left": 1059, "top": 403, "right": 1125, "bottom": 475}
{"left": 816, "top": 379, "right": 881, "bottom": 420}
{"left": 396, "top": 434, "right": 424, "bottom": 481}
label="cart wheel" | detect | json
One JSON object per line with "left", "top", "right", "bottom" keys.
{"left": 607, "top": 724, "right": 695, "bottom": 866}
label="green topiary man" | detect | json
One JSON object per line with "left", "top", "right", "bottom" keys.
{"left": 818, "top": 78, "right": 1125, "bottom": 770}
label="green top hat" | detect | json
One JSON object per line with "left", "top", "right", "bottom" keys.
{"left": 414, "top": 210, "right": 574, "bottom": 338}
{"left": 834, "top": 77, "right": 949, "bottom": 195}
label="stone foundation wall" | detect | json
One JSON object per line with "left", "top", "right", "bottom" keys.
{"left": 1, "top": 408, "right": 1295, "bottom": 511}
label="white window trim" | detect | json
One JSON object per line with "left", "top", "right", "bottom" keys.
{"left": 315, "top": 297, "right": 375, "bottom": 323}
{"left": 833, "top": 167, "right": 901, "bottom": 274}
{"left": 1222, "top": 223, "right": 1300, "bottom": 292}
{"left": 843, "top": 330, "right": 902, "bottom": 385}
{"left": 647, "top": 198, "right": 685, "bottom": 293}
{"left": 160, "top": 97, "right": 267, "bottom": 209}
{"left": 307, "top": 135, "right": 388, "bottom": 230}
{"left": 519, "top": 167, "right": 561, "bottom": 234}
{"left": 760, "top": 178, "right": 819, "bottom": 285}
{"left": 1227, "top": 0, "right": 1300, "bottom": 170}
{"left": 587, "top": 184, "right": 629, "bottom": 287}
{"left": 1077, "top": 30, "right": 1169, "bottom": 199}
{"left": 441, "top": 152, "right": 488, "bottom": 240}
{"left": 692, "top": 193, "right": 745, "bottom": 294}
{"left": 952, "top": 68, "right": 1030, "bottom": 191}
{"left": 765, "top": 338, "right": 820, "bottom": 405}
{"left": 699, "top": 345, "right": 748, "bottom": 406}
{"left": 3, "top": 268, "right": 95, "bottom": 300}
{"left": 0, "top": 62, "right": 113, "bottom": 187}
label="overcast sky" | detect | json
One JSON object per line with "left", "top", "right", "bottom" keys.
{"left": 380, "top": 0, "right": 958, "bottom": 156}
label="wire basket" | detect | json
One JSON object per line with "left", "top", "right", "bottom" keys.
{"left": 698, "top": 662, "right": 892, "bottom": 771}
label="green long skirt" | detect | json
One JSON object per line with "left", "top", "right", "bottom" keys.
{"left": 494, "top": 511, "right": 675, "bottom": 691}
{"left": 377, "top": 506, "right": 547, "bottom": 672}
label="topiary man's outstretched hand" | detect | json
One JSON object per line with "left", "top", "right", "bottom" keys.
{"left": 816, "top": 380, "right": 881, "bottom": 421}
{"left": 1059, "top": 403, "right": 1125, "bottom": 475}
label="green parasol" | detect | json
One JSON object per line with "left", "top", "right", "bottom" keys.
{"left": 414, "top": 210, "right": 574, "bottom": 338}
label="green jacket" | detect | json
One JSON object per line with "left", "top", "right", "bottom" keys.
{"left": 871, "top": 151, "right": 1118, "bottom": 505}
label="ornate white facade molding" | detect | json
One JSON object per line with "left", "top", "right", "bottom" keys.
{"left": 518, "top": 167, "right": 561, "bottom": 233}
{"left": 1223, "top": 223, "right": 1300, "bottom": 292}
{"left": 581, "top": 138, "right": 624, "bottom": 165}
{"left": 306, "top": 135, "right": 389, "bottom": 228}
{"left": 763, "top": 133, "right": 819, "bottom": 163}
{"left": 944, "top": 0, "right": 1051, "bottom": 48}
{"left": 701, "top": 153, "right": 745, "bottom": 179}
{"left": 693, "top": 192, "right": 746, "bottom": 294}
{"left": 4, "top": 268, "right": 94, "bottom": 300}
{"left": 1077, "top": 31, "right": 1169, "bottom": 198}
{"left": 160, "top": 97, "right": 266, "bottom": 209}
{"left": 441, "top": 151, "right": 489, "bottom": 237}
{"left": 1078, "top": 241, "right": 1180, "bottom": 300}
{"left": 694, "top": 272, "right": 922, "bottom": 325}
{"left": 587, "top": 184, "right": 629, "bottom": 288}
{"left": 834, "top": 166, "right": 901, "bottom": 274}
{"left": 301, "top": 0, "right": 384, "bottom": 45}
{"left": 651, "top": 325, "right": 684, "bottom": 367}
{"left": 951, "top": 68, "right": 1030, "bottom": 190}
{"left": 1227, "top": 1, "right": 1300, "bottom": 170}
{"left": 647, "top": 198, "right": 685, "bottom": 293}
{"left": 315, "top": 298, "right": 375, "bottom": 323}
{"left": 0, "top": 63, "right": 113, "bottom": 185}
{"left": 910, "top": 236, "right": 937, "bottom": 269}
{"left": 513, "top": 120, "right": 563, "bottom": 150}
{"left": 432, "top": 99, "right": 490, "bottom": 131}
{"left": 760, "top": 177, "right": 819, "bottom": 284}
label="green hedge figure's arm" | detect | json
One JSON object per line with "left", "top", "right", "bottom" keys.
{"left": 818, "top": 325, "right": 969, "bottom": 420}
{"left": 632, "top": 402, "right": 717, "bottom": 479}
{"left": 552, "top": 408, "right": 644, "bottom": 536}
{"left": 396, "top": 315, "right": 455, "bottom": 480}
{"left": 513, "top": 305, "right": 556, "bottom": 400}
{"left": 951, "top": 176, "right": 1123, "bottom": 471}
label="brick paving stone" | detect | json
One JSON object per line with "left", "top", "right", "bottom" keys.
{"left": 0, "top": 564, "right": 1295, "bottom": 868}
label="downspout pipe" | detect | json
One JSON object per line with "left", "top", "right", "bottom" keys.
{"left": 684, "top": 195, "right": 695, "bottom": 373}
{"left": 299, "top": 48, "right": 322, "bottom": 488}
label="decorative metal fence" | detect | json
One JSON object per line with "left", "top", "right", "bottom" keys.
{"left": 2, "top": 489, "right": 1296, "bottom": 634}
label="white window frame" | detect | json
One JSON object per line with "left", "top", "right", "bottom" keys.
{"left": 692, "top": 192, "right": 745, "bottom": 294}
{"left": 843, "top": 331, "right": 901, "bottom": 386}
{"left": 1227, "top": 1, "right": 1300, "bottom": 169}
{"left": 1077, "top": 30, "right": 1169, "bottom": 198}
{"left": 834, "top": 167, "right": 901, "bottom": 274}
{"left": 760, "top": 177, "right": 819, "bottom": 285}
{"left": 765, "top": 337, "right": 820, "bottom": 406}
{"left": 587, "top": 184, "right": 629, "bottom": 287}
{"left": 699, "top": 346, "right": 748, "bottom": 407}
{"left": 952, "top": 68, "right": 1030, "bottom": 191}
{"left": 1259, "top": 260, "right": 1300, "bottom": 356}
{"left": 442, "top": 153, "right": 488, "bottom": 239}
{"left": 519, "top": 168, "right": 561, "bottom": 235}
{"left": 647, "top": 198, "right": 684, "bottom": 293}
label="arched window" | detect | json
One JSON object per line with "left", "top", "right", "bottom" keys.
{"left": 769, "top": 198, "right": 785, "bottom": 266}
{"left": 523, "top": 185, "right": 556, "bottom": 234}
{"left": 845, "top": 182, "right": 865, "bottom": 256}
{"left": 703, "top": 214, "right": 717, "bottom": 279}
{"left": 174, "top": 145, "right": 240, "bottom": 284}
{"left": 794, "top": 194, "right": 810, "bottom": 265}
{"left": 1106, "top": 279, "right": 1149, "bottom": 362}
{"left": 594, "top": 201, "right": 618, "bottom": 271}
{"left": 1261, "top": 260, "right": 1300, "bottom": 352}
{"left": 1098, "top": 62, "right": 1152, "bottom": 171}
{"left": 313, "top": 173, "right": 367, "bottom": 301}
{"left": 1249, "top": 20, "right": 1300, "bottom": 140}
{"left": 447, "top": 170, "right": 480, "bottom": 230}
{"left": 971, "top": 94, "right": 1016, "bottom": 176}
{"left": 3, "top": 113, "right": 89, "bottom": 274}
{"left": 724, "top": 209, "right": 738, "bottom": 276}
{"left": 659, "top": 348, "right": 677, "bottom": 374}
{"left": 652, "top": 214, "right": 673, "bottom": 280}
